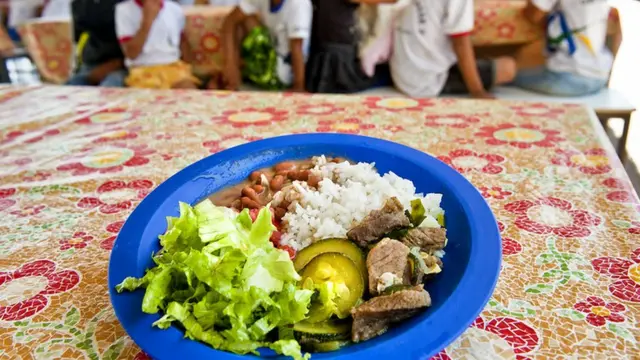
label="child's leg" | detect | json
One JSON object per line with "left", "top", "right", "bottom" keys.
{"left": 441, "top": 57, "right": 515, "bottom": 94}
{"left": 493, "top": 57, "right": 517, "bottom": 85}
{"left": 514, "top": 67, "right": 607, "bottom": 96}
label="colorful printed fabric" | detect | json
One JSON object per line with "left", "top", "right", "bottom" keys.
{"left": 241, "top": 26, "right": 285, "bottom": 90}
{"left": 126, "top": 61, "right": 201, "bottom": 89}
{"left": 0, "top": 85, "right": 639, "bottom": 359}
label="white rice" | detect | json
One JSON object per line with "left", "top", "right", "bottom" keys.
{"left": 274, "top": 156, "right": 445, "bottom": 250}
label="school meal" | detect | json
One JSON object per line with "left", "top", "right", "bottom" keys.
{"left": 116, "top": 156, "right": 448, "bottom": 359}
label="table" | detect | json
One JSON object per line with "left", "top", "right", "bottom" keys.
{"left": 0, "top": 85, "right": 639, "bottom": 359}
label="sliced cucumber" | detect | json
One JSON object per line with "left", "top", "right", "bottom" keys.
{"left": 311, "top": 340, "right": 350, "bottom": 353}
{"left": 293, "top": 319, "right": 351, "bottom": 342}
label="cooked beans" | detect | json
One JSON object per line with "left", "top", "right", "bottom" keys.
{"left": 241, "top": 197, "right": 261, "bottom": 209}
{"left": 249, "top": 171, "right": 263, "bottom": 182}
{"left": 270, "top": 175, "right": 285, "bottom": 192}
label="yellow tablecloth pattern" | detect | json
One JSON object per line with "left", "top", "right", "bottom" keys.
{"left": 20, "top": 2, "right": 620, "bottom": 84}
{"left": 0, "top": 85, "right": 639, "bottom": 359}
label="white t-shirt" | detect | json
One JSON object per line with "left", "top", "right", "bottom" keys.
{"left": 239, "top": 0, "right": 312, "bottom": 85}
{"left": 8, "top": 0, "right": 43, "bottom": 27}
{"left": 391, "top": 0, "right": 474, "bottom": 97}
{"left": 41, "top": 0, "right": 71, "bottom": 19}
{"left": 532, "top": 0, "right": 612, "bottom": 80}
{"left": 115, "top": 0, "right": 185, "bottom": 67}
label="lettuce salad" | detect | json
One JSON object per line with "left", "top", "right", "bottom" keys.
{"left": 116, "top": 200, "right": 313, "bottom": 360}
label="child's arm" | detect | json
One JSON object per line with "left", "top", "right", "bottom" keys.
{"left": 523, "top": 0, "right": 548, "bottom": 25}
{"left": 289, "top": 38, "right": 305, "bottom": 92}
{"left": 445, "top": 0, "right": 491, "bottom": 98}
{"left": 180, "top": 33, "right": 193, "bottom": 63}
{"left": 451, "top": 35, "right": 492, "bottom": 99}
{"left": 221, "top": 7, "right": 249, "bottom": 90}
{"left": 116, "top": 0, "right": 162, "bottom": 60}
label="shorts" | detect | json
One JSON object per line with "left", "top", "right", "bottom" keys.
{"left": 513, "top": 67, "right": 607, "bottom": 97}
{"left": 441, "top": 59, "right": 495, "bottom": 94}
{"left": 125, "top": 61, "right": 201, "bottom": 89}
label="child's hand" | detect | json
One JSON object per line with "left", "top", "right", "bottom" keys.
{"left": 471, "top": 91, "right": 495, "bottom": 99}
{"left": 142, "top": 0, "right": 162, "bottom": 24}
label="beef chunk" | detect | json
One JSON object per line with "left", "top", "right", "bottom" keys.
{"left": 367, "top": 238, "right": 411, "bottom": 295}
{"left": 348, "top": 197, "right": 410, "bottom": 247}
{"left": 351, "top": 286, "right": 431, "bottom": 342}
{"left": 401, "top": 227, "right": 447, "bottom": 253}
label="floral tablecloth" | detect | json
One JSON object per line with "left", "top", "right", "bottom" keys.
{"left": 1, "top": 85, "right": 639, "bottom": 359}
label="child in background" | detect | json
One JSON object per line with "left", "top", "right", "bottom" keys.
{"left": 305, "top": 0, "right": 397, "bottom": 93}
{"left": 221, "top": 0, "right": 312, "bottom": 91}
{"left": 390, "top": 0, "right": 516, "bottom": 98}
{"left": 515, "top": 0, "right": 617, "bottom": 96}
{"left": 116, "top": 0, "right": 200, "bottom": 89}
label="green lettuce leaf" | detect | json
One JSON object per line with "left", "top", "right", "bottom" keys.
{"left": 115, "top": 200, "right": 311, "bottom": 359}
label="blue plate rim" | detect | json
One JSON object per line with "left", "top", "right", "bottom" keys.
{"left": 108, "top": 133, "right": 502, "bottom": 360}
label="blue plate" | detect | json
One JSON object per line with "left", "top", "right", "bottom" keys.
{"left": 108, "top": 134, "right": 501, "bottom": 360}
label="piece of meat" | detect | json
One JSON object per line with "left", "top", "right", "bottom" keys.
{"left": 401, "top": 227, "right": 447, "bottom": 253}
{"left": 348, "top": 197, "right": 410, "bottom": 247}
{"left": 351, "top": 317, "right": 388, "bottom": 343}
{"left": 351, "top": 286, "right": 431, "bottom": 342}
{"left": 366, "top": 238, "right": 411, "bottom": 295}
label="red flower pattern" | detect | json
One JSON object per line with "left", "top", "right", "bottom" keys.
{"left": 602, "top": 177, "right": 638, "bottom": 204}
{"left": 497, "top": 23, "right": 515, "bottom": 38}
{"left": 573, "top": 296, "right": 626, "bottom": 327}
{"left": 592, "top": 248, "right": 640, "bottom": 302}
{"left": 479, "top": 186, "right": 513, "bottom": 200}
{"left": 460, "top": 316, "right": 540, "bottom": 360}
{"left": 503, "top": 238, "right": 523, "bottom": 255}
{"left": 628, "top": 221, "right": 640, "bottom": 235}
{"left": 0, "top": 260, "right": 80, "bottom": 321}
{"left": 510, "top": 103, "right": 565, "bottom": 118}
{"left": 424, "top": 114, "right": 481, "bottom": 128}
{"left": 505, "top": 197, "right": 601, "bottom": 238}
{"left": 296, "top": 103, "right": 344, "bottom": 115}
{"left": 212, "top": 107, "right": 288, "bottom": 128}
{"left": 363, "top": 96, "right": 434, "bottom": 112}
{"left": 21, "top": 171, "right": 52, "bottom": 182}
{"left": 316, "top": 118, "right": 375, "bottom": 134}
{"left": 59, "top": 231, "right": 93, "bottom": 251}
{"left": 552, "top": 148, "right": 612, "bottom": 175}
{"left": 438, "top": 149, "right": 505, "bottom": 175}
{"left": 57, "top": 144, "right": 155, "bottom": 176}
{"left": 0, "top": 188, "right": 17, "bottom": 212}
{"left": 10, "top": 204, "right": 46, "bottom": 218}
{"left": 475, "top": 123, "right": 564, "bottom": 149}
{"left": 100, "top": 221, "right": 125, "bottom": 250}
{"left": 2, "top": 129, "right": 60, "bottom": 145}
{"left": 77, "top": 179, "right": 154, "bottom": 215}
{"left": 203, "top": 135, "right": 263, "bottom": 153}
{"left": 200, "top": 33, "right": 220, "bottom": 52}
{"left": 75, "top": 108, "right": 139, "bottom": 125}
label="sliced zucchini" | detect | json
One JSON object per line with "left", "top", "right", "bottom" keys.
{"left": 293, "top": 319, "right": 351, "bottom": 342}
{"left": 310, "top": 340, "right": 350, "bottom": 353}
{"left": 381, "top": 284, "right": 414, "bottom": 296}
{"left": 294, "top": 238, "right": 366, "bottom": 280}
{"left": 300, "top": 253, "right": 365, "bottom": 320}
{"left": 407, "top": 251, "right": 425, "bottom": 285}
